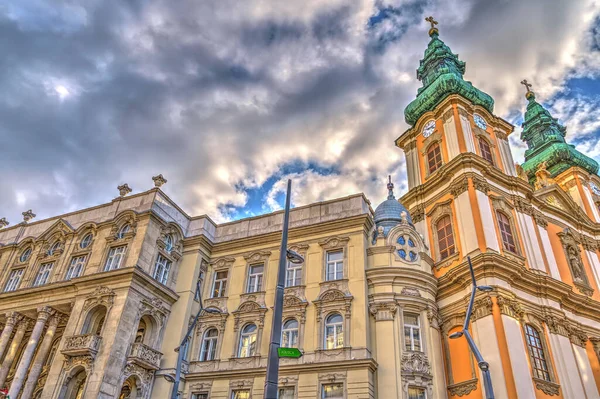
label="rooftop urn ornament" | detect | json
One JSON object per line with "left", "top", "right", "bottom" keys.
{"left": 22, "top": 210, "right": 36, "bottom": 223}
{"left": 425, "top": 16, "right": 438, "bottom": 37}
{"left": 152, "top": 174, "right": 167, "bottom": 188}
{"left": 117, "top": 183, "right": 132, "bottom": 197}
{"left": 0, "top": 218, "right": 8, "bottom": 228}
{"left": 520, "top": 79, "right": 535, "bottom": 100}
{"left": 387, "top": 175, "right": 395, "bottom": 200}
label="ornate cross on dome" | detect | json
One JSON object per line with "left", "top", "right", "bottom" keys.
{"left": 425, "top": 16, "right": 438, "bottom": 28}
{"left": 520, "top": 79, "right": 532, "bottom": 93}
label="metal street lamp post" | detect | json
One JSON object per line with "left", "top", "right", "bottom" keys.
{"left": 170, "top": 279, "right": 221, "bottom": 399}
{"left": 449, "top": 256, "right": 495, "bottom": 399}
{"left": 264, "top": 179, "right": 304, "bottom": 399}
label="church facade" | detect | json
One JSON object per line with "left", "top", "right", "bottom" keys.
{"left": 1, "top": 18, "right": 600, "bottom": 399}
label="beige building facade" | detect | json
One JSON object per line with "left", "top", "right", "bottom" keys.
{"left": 4, "top": 19, "right": 600, "bottom": 399}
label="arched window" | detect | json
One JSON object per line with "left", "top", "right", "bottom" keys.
{"left": 19, "top": 247, "right": 32, "bottom": 263}
{"left": 436, "top": 216, "right": 455, "bottom": 260}
{"left": 200, "top": 328, "right": 218, "bottom": 361}
{"left": 48, "top": 241, "right": 62, "bottom": 256}
{"left": 282, "top": 319, "right": 299, "bottom": 348}
{"left": 478, "top": 137, "right": 494, "bottom": 164}
{"left": 117, "top": 224, "right": 131, "bottom": 239}
{"left": 497, "top": 211, "right": 517, "bottom": 253}
{"left": 135, "top": 320, "right": 146, "bottom": 343}
{"left": 80, "top": 233, "right": 93, "bottom": 249}
{"left": 238, "top": 324, "right": 257, "bottom": 358}
{"left": 524, "top": 324, "right": 551, "bottom": 381}
{"left": 164, "top": 234, "right": 174, "bottom": 252}
{"left": 427, "top": 143, "right": 443, "bottom": 174}
{"left": 324, "top": 313, "right": 344, "bottom": 349}
{"left": 81, "top": 305, "right": 107, "bottom": 336}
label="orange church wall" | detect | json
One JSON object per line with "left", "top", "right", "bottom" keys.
{"left": 586, "top": 340, "right": 600, "bottom": 393}
{"left": 575, "top": 175, "right": 596, "bottom": 221}
{"left": 467, "top": 180, "right": 487, "bottom": 253}
{"left": 547, "top": 223, "right": 575, "bottom": 287}
{"left": 446, "top": 325, "right": 483, "bottom": 399}
{"left": 579, "top": 246, "right": 600, "bottom": 301}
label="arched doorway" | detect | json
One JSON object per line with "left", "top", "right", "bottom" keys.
{"left": 119, "top": 375, "right": 142, "bottom": 399}
{"left": 61, "top": 367, "right": 87, "bottom": 399}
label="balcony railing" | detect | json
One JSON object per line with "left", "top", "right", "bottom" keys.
{"left": 128, "top": 342, "right": 162, "bottom": 370}
{"left": 61, "top": 334, "right": 102, "bottom": 358}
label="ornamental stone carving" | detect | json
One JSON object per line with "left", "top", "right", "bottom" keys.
{"left": 123, "top": 362, "right": 154, "bottom": 386}
{"left": 64, "top": 354, "right": 95, "bottom": 372}
{"left": 496, "top": 295, "right": 523, "bottom": 320}
{"left": 318, "top": 236, "right": 350, "bottom": 250}
{"left": 22, "top": 209, "right": 36, "bottom": 223}
{"left": 82, "top": 286, "right": 116, "bottom": 311}
{"left": 369, "top": 302, "right": 397, "bottom": 321}
{"left": 410, "top": 204, "right": 425, "bottom": 224}
{"left": 450, "top": 177, "right": 469, "bottom": 198}
{"left": 472, "top": 175, "right": 489, "bottom": 194}
{"left": 152, "top": 174, "right": 167, "bottom": 187}
{"left": 533, "top": 378, "right": 560, "bottom": 396}
{"left": 117, "top": 183, "right": 132, "bottom": 197}
{"left": 533, "top": 210, "right": 548, "bottom": 228}
{"left": 318, "top": 372, "right": 346, "bottom": 383}
{"left": 401, "top": 286, "right": 421, "bottom": 297}
{"left": 569, "top": 328, "right": 588, "bottom": 348}
{"left": 447, "top": 379, "right": 478, "bottom": 397}
{"left": 544, "top": 315, "right": 570, "bottom": 337}
{"left": 62, "top": 334, "right": 102, "bottom": 358}
{"left": 230, "top": 379, "right": 253, "bottom": 389}
{"left": 138, "top": 297, "right": 169, "bottom": 327}
{"left": 470, "top": 295, "right": 493, "bottom": 322}
{"left": 401, "top": 351, "right": 432, "bottom": 375}
{"left": 513, "top": 196, "right": 534, "bottom": 216}
{"left": 232, "top": 301, "right": 267, "bottom": 331}
{"left": 0, "top": 218, "right": 8, "bottom": 228}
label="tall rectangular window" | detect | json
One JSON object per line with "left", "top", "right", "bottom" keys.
{"left": 33, "top": 262, "right": 54, "bottom": 287}
{"left": 326, "top": 250, "right": 343, "bottom": 281}
{"left": 408, "top": 387, "right": 426, "bottom": 399}
{"left": 247, "top": 264, "right": 264, "bottom": 293}
{"left": 192, "top": 394, "right": 208, "bottom": 399}
{"left": 65, "top": 255, "right": 87, "bottom": 280}
{"left": 232, "top": 390, "right": 250, "bottom": 399}
{"left": 286, "top": 260, "right": 302, "bottom": 287}
{"left": 212, "top": 271, "right": 228, "bottom": 298}
{"left": 278, "top": 387, "right": 295, "bottom": 399}
{"left": 4, "top": 269, "right": 24, "bottom": 292}
{"left": 322, "top": 383, "right": 343, "bottom": 399}
{"left": 404, "top": 313, "right": 422, "bottom": 352}
{"left": 153, "top": 254, "right": 172, "bottom": 285}
{"left": 104, "top": 246, "right": 126, "bottom": 271}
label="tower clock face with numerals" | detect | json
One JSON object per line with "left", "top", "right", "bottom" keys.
{"left": 474, "top": 114, "right": 487, "bottom": 130}
{"left": 423, "top": 120, "right": 436, "bottom": 138}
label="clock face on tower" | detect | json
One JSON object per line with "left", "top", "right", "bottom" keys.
{"left": 474, "top": 114, "right": 487, "bottom": 130}
{"left": 423, "top": 120, "right": 436, "bottom": 138}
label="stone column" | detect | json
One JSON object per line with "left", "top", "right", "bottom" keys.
{"left": 0, "top": 317, "right": 29, "bottom": 388}
{"left": 8, "top": 306, "right": 52, "bottom": 399}
{"left": 370, "top": 302, "right": 399, "bottom": 398}
{"left": 0, "top": 312, "right": 24, "bottom": 362}
{"left": 21, "top": 314, "right": 61, "bottom": 398}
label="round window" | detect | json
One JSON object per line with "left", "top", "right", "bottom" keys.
{"left": 80, "top": 233, "right": 93, "bottom": 249}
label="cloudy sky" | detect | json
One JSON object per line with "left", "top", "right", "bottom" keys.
{"left": 2, "top": 0, "right": 600, "bottom": 225}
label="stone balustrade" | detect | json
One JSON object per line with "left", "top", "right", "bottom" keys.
{"left": 61, "top": 334, "right": 102, "bottom": 358}
{"left": 128, "top": 342, "right": 162, "bottom": 370}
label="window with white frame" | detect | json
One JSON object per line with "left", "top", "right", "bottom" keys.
{"left": 19, "top": 247, "right": 32, "bottom": 263}
{"left": 200, "top": 328, "right": 218, "bottom": 361}
{"left": 80, "top": 233, "right": 93, "bottom": 249}
{"left": 324, "top": 313, "right": 344, "bottom": 349}
{"left": 286, "top": 260, "right": 302, "bottom": 287}
{"left": 192, "top": 394, "right": 208, "bottom": 399}
{"left": 231, "top": 390, "right": 250, "bottom": 399}
{"left": 153, "top": 254, "right": 172, "bottom": 285}
{"left": 65, "top": 255, "right": 87, "bottom": 280}
{"left": 278, "top": 387, "right": 295, "bottom": 399}
{"left": 282, "top": 319, "right": 299, "bottom": 348}
{"left": 322, "top": 383, "right": 343, "bottom": 399}
{"left": 212, "top": 271, "right": 228, "bottom": 298}
{"left": 326, "top": 250, "right": 343, "bottom": 281}
{"left": 408, "top": 387, "right": 426, "bottom": 399}
{"left": 404, "top": 313, "right": 422, "bottom": 352}
{"left": 238, "top": 324, "right": 257, "bottom": 357}
{"left": 33, "top": 262, "right": 54, "bottom": 286}
{"left": 104, "top": 246, "right": 126, "bottom": 271}
{"left": 117, "top": 224, "right": 131, "bottom": 239}
{"left": 247, "top": 264, "right": 264, "bottom": 293}
{"left": 4, "top": 269, "right": 24, "bottom": 292}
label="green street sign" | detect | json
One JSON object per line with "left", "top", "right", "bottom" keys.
{"left": 277, "top": 347, "right": 303, "bottom": 358}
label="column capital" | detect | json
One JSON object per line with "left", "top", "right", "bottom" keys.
{"left": 36, "top": 306, "right": 54, "bottom": 322}
{"left": 5, "top": 311, "right": 25, "bottom": 327}
{"left": 369, "top": 301, "right": 397, "bottom": 321}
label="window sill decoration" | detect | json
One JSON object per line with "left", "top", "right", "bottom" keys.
{"left": 533, "top": 378, "right": 560, "bottom": 396}
{"left": 447, "top": 379, "right": 478, "bottom": 397}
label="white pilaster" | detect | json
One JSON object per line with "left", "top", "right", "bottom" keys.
{"left": 459, "top": 115, "right": 476, "bottom": 153}
{"left": 573, "top": 343, "right": 600, "bottom": 398}
{"left": 476, "top": 191, "right": 500, "bottom": 252}
{"left": 454, "top": 192, "right": 478, "bottom": 255}
{"left": 538, "top": 226, "right": 561, "bottom": 279}
{"left": 443, "top": 114, "right": 460, "bottom": 159}
{"left": 498, "top": 139, "right": 516, "bottom": 176}
{"left": 548, "top": 333, "right": 586, "bottom": 399}
{"left": 582, "top": 186, "right": 600, "bottom": 222}
{"left": 501, "top": 315, "right": 536, "bottom": 398}
{"left": 585, "top": 250, "right": 600, "bottom": 296}
{"left": 515, "top": 212, "right": 545, "bottom": 271}
{"left": 472, "top": 316, "right": 509, "bottom": 399}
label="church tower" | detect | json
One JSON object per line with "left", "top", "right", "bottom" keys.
{"left": 397, "top": 17, "right": 600, "bottom": 399}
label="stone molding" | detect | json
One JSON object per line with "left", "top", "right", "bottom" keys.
{"left": 472, "top": 175, "right": 489, "bottom": 194}
{"left": 569, "top": 327, "right": 588, "bottom": 348}
{"left": 138, "top": 296, "right": 169, "bottom": 328}
{"left": 230, "top": 378, "right": 254, "bottom": 389}
{"left": 232, "top": 301, "right": 267, "bottom": 332}
{"left": 401, "top": 351, "right": 432, "bottom": 375}
{"left": 369, "top": 301, "right": 397, "bottom": 321}
{"left": 242, "top": 250, "right": 271, "bottom": 263}
{"left": 128, "top": 342, "right": 163, "bottom": 370}
{"left": 513, "top": 196, "right": 534, "bottom": 216}
{"left": 409, "top": 204, "right": 425, "bottom": 224}
{"left": 450, "top": 177, "right": 469, "bottom": 198}
{"left": 318, "top": 371, "right": 346, "bottom": 383}
{"left": 533, "top": 210, "right": 548, "bottom": 228}
{"left": 318, "top": 236, "right": 350, "bottom": 250}
{"left": 190, "top": 381, "right": 212, "bottom": 392}
{"left": 62, "top": 334, "right": 102, "bottom": 358}
{"left": 401, "top": 286, "right": 422, "bottom": 298}
{"left": 496, "top": 295, "right": 524, "bottom": 320}
{"left": 447, "top": 379, "right": 478, "bottom": 397}
{"left": 209, "top": 256, "right": 236, "bottom": 270}
{"left": 278, "top": 375, "right": 299, "bottom": 386}
{"left": 470, "top": 295, "right": 493, "bottom": 322}
{"left": 82, "top": 286, "right": 116, "bottom": 312}
{"left": 533, "top": 377, "right": 560, "bottom": 396}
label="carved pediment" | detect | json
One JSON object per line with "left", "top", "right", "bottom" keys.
{"left": 209, "top": 256, "right": 236, "bottom": 270}
{"left": 534, "top": 185, "right": 590, "bottom": 222}
{"left": 318, "top": 289, "right": 346, "bottom": 302}
{"left": 318, "top": 236, "right": 350, "bottom": 250}
{"left": 82, "top": 286, "right": 116, "bottom": 311}
{"left": 235, "top": 300, "right": 262, "bottom": 313}
{"left": 37, "top": 219, "right": 74, "bottom": 242}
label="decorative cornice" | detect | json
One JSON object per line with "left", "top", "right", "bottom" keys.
{"left": 496, "top": 295, "right": 524, "bottom": 320}
{"left": 369, "top": 301, "right": 397, "bottom": 321}
{"left": 513, "top": 196, "right": 534, "bottom": 216}
{"left": 533, "top": 210, "right": 548, "bottom": 228}
{"left": 472, "top": 175, "right": 489, "bottom": 194}
{"left": 544, "top": 315, "right": 570, "bottom": 338}
{"left": 569, "top": 327, "right": 588, "bottom": 348}
{"left": 450, "top": 177, "right": 469, "bottom": 198}
{"left": 470, "top": 295, "right": 493, "bottom": 322}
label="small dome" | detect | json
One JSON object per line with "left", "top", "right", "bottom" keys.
{"left": 373, "top": 177, "right": 412, "bottom": 240}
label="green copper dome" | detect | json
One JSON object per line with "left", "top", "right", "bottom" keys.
{"left": 404, "top": 31, "right": 494, "bottom": 126}
{"left": 520, "top": 91, "right": 598, "bottom": 181}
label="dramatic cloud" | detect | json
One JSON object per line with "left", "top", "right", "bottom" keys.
{"left": 2, "top": 0, "right": 600, "bottom": 225}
